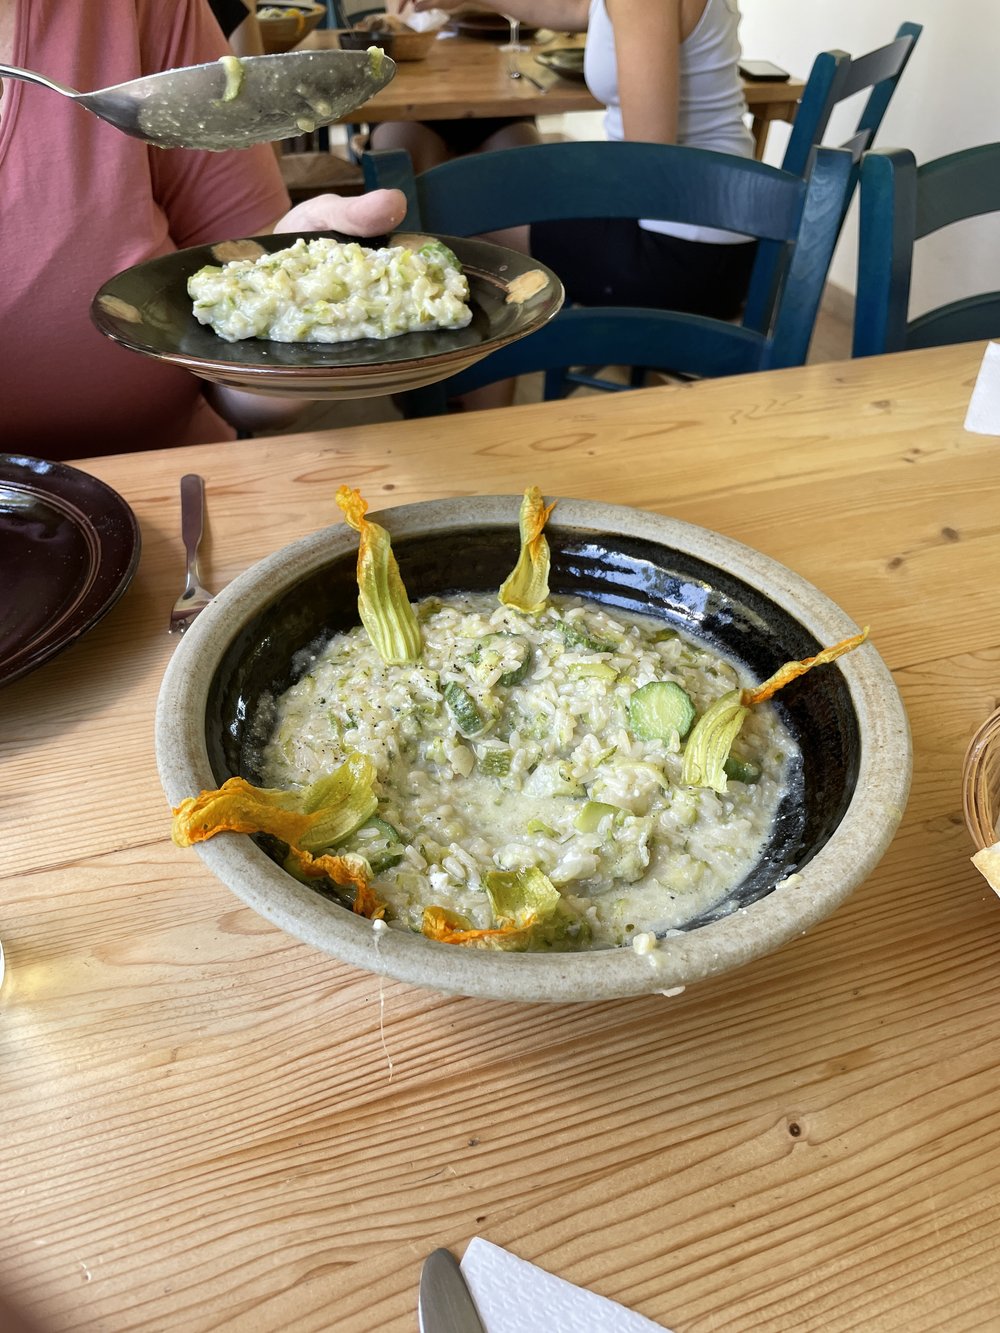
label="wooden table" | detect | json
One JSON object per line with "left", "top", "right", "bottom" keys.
{"left": 4, "top": 341, "right": 1000, "bottom": 1331}
{"left": 303, "top": 29, "right": 804, "bottom": 157}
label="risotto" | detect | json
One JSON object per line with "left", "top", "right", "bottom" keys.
{"left": 187, "top": 235, "right": 472, "bottom": 344}
{"left": 257, "top": 592, "right": 797, "bottom": 950}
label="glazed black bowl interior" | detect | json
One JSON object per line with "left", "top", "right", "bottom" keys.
{"left": 205, "top": 523, "right": 860, "bottom": 936}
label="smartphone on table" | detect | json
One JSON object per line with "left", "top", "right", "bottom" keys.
{"left": 739, "top": 60, "right": 791, "bottom": 82}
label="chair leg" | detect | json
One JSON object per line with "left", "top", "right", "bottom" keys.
{"left": 396, "top": 383, "right": 450, "bottom": 418}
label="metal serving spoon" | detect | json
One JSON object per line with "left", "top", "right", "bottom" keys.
{"left": 0, "top": 49, "right": 395, "bottom": 151}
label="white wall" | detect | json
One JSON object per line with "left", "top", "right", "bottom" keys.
{"left": 738, "top": 0, "right": 1000, "bottom": 313}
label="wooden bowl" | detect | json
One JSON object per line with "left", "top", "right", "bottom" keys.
{"left": 347, "top": 15, "right": 436, "bottom": 60}
{"left": 386, "top": 28, "right": 436, "bottom": 61}
{"left": 256, "top": 3, "right": 325, "bottom": 56}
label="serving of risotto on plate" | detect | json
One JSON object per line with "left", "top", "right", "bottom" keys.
{"left": 187, "top": 235, "right": 472, "bottom": 344}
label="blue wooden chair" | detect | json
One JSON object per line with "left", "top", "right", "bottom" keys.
{"left": 854, "top": 145, "right": 1000, "bottom": 357}
{"left": 363, "top": 141, "right": 854, "bottom": 412}
{"left": 742, "top": 21, "right": 922, "bottom": 332}
{"left": 779, "top": 22, "right": 922, "bottom": 178}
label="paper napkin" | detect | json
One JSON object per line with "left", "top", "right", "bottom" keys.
{"left": 964, "top": 342, "right": 1000, "bottom": 435}
{"left": 461, "top": 1237, "right": 673, "bottom": 1333}
{"left": 384, "top": 0, "right": 449, "bottom": 29}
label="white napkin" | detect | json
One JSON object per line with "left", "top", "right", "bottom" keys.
{"left": 964, "top": 341, "right": 1000, "bottom": 435}
{"left": 461, "top": 1237, "right": 673, "bottom": 1332}
{"left": 384, "top": 1, "right": 449, "bottom": 30}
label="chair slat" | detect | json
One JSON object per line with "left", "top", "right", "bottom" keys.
{"left": 743, "top": 21, "right": 922, "bottom": 335}
{"left": 363, "top": 142, "right": 854, "bottom": 409}
{"left": 855, "top": 143, "right": 1000, "bottom": 357}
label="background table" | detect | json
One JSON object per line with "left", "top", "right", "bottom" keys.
{"left": 303, "top": 30, "right": 805, "bottom": 155}
{"left": 3, "top": 342, "right": 999, "bottom": 1330}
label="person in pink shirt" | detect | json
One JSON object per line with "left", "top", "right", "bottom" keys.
{"left": 0, "top": 0, "right": 406, "bottom": 461}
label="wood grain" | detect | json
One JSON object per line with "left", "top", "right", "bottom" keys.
{"left": 2, "top": 341, "right": 999, "bottom": 1331}
{"left": 300, "top": 30, "right": 803, "bottom": 154}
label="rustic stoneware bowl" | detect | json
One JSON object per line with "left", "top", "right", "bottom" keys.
{"left": 155, "top": 496, "right": 911, "bottom": 1004}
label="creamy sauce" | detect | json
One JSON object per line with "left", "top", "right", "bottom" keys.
{"left": 188, "top": 236, "right": 472, "bottom": 344}
{"left": 259, "top": 594, "right": 797, "bottom": 950}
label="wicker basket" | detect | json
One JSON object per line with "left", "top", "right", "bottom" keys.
{"left": 963, "top": 706, "right": 1000, "bottom": 850}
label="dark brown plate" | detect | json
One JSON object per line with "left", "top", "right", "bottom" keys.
{"left": 450, "top": 13, "right": 537, "bottom": 39}
{"left": 0, "top": 455, "right": 141, "bottom": 687}
{"left": 535, "top": 46, "right": 586, "bottom": 81}
{"left": 90, "top": 231, "right": 563, "bottom": 401}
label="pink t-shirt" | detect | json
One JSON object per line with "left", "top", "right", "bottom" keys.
{"left": 0, "top": 0, "right": 290, "bottom": 459}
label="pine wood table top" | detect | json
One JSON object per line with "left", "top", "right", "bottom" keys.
{"left": 302, "top": 29, "right": 804, "bottom": 151}
{"left": 3, "top": 340, "right": 999, "bottom": 1331}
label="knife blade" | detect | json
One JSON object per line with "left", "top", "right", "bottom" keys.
{"left": 419, "top": 1248, "right": 488, "bottom": 1333}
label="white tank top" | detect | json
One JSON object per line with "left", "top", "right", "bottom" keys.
{"left": 584, "top": 0, "right": 754, "bottom": 244}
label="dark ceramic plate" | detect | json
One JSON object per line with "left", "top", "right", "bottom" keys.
{"left": 0, "top": 455, "right": 141, "bottom": 688}
{"left": 450, "top": 14, "right": 538, "bottom": 39}
{"left": 156, "top": 497, "right": 911, "bottom": 1003}
{"left": 91, "top": 231, "right": 563, "bottom": 401}
{"left": 535, "top": 47, "right": 586, "bottom": 81}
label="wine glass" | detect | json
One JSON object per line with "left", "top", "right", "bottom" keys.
{"left": 499, "top": 12, "right": 528, "bottom": 52}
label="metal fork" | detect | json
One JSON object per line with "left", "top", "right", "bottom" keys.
{"left": 508, "top": 65, "right": 548, "bottom": 92}
{"left": 169, "top": 474, "right": 214, "bottom": 635}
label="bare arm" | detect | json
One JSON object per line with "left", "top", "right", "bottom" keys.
{"left": 608, "top": 0, "right": 682, "bottom": 144}
{"left": 408, "top": 0, "right": 590, "bottom": 32}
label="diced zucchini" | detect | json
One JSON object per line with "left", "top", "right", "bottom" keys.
{"left": 443, "top": 681, "right": 487, "bottom": 737}
{"left": 629, "top": 681, "right": 696, "bottom": 742}
{"left": 526, "top": 817, "right": 559, "bottom": 837}
{"left": 559, "top": 621, "right": 619, "bottom": 653}
{"left": 723, "top": 756, "right": 761, "bottom": 785}
{"left": 567, "top": 662, "right": 618, "bottom": 682}
{"left": 477, "top": 746, "right": 513, "bottom": 776}
{"left": 340, "top": 815, "right": 405, "bottom": 872}
{"left": 472, "top": 633, "right": 533, "bottom": 686}
{"left": 574, "top": 800, "right": 621, "bottom": 833}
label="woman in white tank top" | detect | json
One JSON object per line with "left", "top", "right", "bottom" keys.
{"left": 408, "top": 0, "right": 758, "bottom": 319}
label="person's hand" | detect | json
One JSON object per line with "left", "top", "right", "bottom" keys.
{"left": 272, "top": 189, "right": 408, "bottom": 237}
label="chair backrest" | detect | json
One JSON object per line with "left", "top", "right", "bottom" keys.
{"left": 742, "top": 21, "right": 922, "bottom": 331}
{"left": 854, "top": 144, "right": 1000, "bottom": 357}
{"left": 781, "top": 22, "right": 922, "bottom": 177}
{"left": 363, "top": 140, "right": 854, "bottom": 408}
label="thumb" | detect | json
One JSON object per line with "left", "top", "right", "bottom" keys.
{"left": 273, "top": 189, "right": 408, "bottom": 237}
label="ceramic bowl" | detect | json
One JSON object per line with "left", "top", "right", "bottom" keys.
{"left": 338, "top": 28, "right": 394, "bottom": 55}
{"left": 155, "top": 496, "right": 911, "bottom": 1004}
{"left": 256, "top": 3, "right": 326, "bottom": 55}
